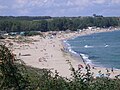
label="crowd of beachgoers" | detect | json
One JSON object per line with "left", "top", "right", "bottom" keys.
{"left": 1, "top": 27, "right": 120, "bottom": 78}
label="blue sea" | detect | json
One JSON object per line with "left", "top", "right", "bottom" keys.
{"left": 65, "top": 30, "right": 120, "bottom": 69}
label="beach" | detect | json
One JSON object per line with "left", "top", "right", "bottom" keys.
{"left": 5, "top": 27, "right": 120, "bottom": 78}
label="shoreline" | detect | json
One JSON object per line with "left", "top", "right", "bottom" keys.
{"left": 61, "top": 27, "right": 120, "bottom": 78}
{"left": 4, "top": 27, "right": 120, "bottom": 78}
{"left": 62, "top": 27, "right": 120, "bottom": 64}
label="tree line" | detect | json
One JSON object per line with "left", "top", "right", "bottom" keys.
{"left": 0, "top": 16, "right": 120, "bottom": 32}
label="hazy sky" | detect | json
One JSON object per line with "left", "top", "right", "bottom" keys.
{"left": 0, "top": 0, "right": 120, "bottom": 16}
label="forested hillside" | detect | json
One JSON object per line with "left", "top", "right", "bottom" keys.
{"left": 0, "top": 16, "right": 120, "bottom": 32}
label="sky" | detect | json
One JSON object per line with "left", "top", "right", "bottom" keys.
{"left": 0, "top": 0, "right": 120, "bottom": 16}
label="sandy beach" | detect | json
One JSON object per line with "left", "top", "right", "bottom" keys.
{"left": 5, "top": 28, "right": 120, "bottom": 78}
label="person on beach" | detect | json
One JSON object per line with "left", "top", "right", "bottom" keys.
{"left": 98, "top": 70, "right": 101, "bottom": 74}
{"left": 106, "top": 68, "right": 109, "bottom": 73}
{"left": 78, "top": 64, "right": 84, "bottom": 70}
{"left": 111, "top": 67, "right": 114, "bottom": 73}
{"left": 53, "top": 45, "right": 55, "bottom": 47}
{"left": 51, "top": 55, "right": 53, "bottom": 58}
{"left": 79, "top": 54, "right": 86, "bottom": 65}
{"left": 39, "top": 58, "right": 42, "bottom": 62}
{"left": 87, "top": 64, "right": 91, "bottom": 70}
{"left": 105, "top": 69, "right": 111, "bottom": 77}
{"left": 19, "top": 53, "right": 21, "bottom": 56}
{"left": 85, "top": 64, "right": 91, "bottom": 71}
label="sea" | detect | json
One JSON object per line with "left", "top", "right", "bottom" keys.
{"left": 64, "top": 30, "right": 120, "bottom": 69}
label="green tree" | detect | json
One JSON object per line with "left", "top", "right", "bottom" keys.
{"left": 0, "top": 45, "right": 29, "bottom": 90}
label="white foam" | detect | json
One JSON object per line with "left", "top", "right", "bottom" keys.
{"left": 80, "top": 53, "right": 91, "bottom": 64}
{"left": 66, "top": 42, "right": 70, "bottom": 47}
{"left": 105, "top": 44, "right": 109, "bottom": 47}
{"left": 84, "top": 45, "right": 94, "bottom": 48}
{"left": 63, "top": 40, "right": 78, "bottom": 55}
{"left": 63, "top": 40, "right": 70, "bottom": 47}
{"left": 71, "top": 36, "right": 77, "bottom": 40}
{"left": 63, "top": 40, "right": 66, "bottom": 43}
{"left": 68, "top": 47, "right": 77, "bottom": 55}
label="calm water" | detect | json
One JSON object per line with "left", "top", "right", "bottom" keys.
{"left": 66, "top": 30, "right": 120, "bottom": 69}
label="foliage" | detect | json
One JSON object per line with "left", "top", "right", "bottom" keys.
{"left": 0, "top": 16, "right": 120, "bottom": 32}
{"left": 0, "top": 45, "right": 120, "bottom": 90}
{"left": 24, "top": 31, "right": 41, "bottom": 36}
{"left": 0, "top": 16, "right": 52, "bottom": 21}
{"left": 0, "top": 45, "right": 30, "bottom": 90}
